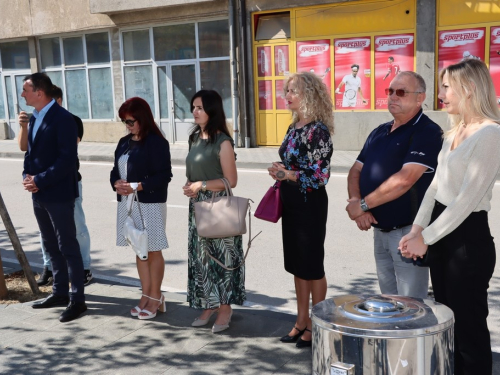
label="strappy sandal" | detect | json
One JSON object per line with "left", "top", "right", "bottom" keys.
{"left": 130, "top": 294, "right": 147, "bottom": 317}
{"left": 138, "top": 294, "right": 166, "bottom": 320}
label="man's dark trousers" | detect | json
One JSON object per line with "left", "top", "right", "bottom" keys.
{"left": 33, "top": 199, "right": 85, "bottom": 302}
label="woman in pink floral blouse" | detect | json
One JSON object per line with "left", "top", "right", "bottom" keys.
{"left": 268, "top": 72, "right": 334, "bottom": 348}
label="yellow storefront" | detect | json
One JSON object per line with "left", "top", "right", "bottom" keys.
{"left": 252, "top": 0, "right": 418, "bottom": 146}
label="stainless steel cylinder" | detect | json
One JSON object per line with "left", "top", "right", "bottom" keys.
{"left": 312, "top": 295, "right": 454, "bottom": 375}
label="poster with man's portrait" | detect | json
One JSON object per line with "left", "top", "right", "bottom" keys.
{"left": 437, "top": 28, "right": 485, "bottom": 108}
{"left": 374, "top": 34, "right": 415, "bottom": 109}
{"left": 296, "top": 39, "right": 331, "bottom": 90}
{"left": 333, "top": 37, "right": 371, "bottom": 110}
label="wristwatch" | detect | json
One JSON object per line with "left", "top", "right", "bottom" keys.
{"left": 201, "top": 180, "right": 207, "bottom": 192}
{"left": 360, "top": 198, "right": 370, "bottom": 212}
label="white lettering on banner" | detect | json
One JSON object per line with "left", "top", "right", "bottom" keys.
{"left": 335, "top": 38, "right": 371, "bottom": 54}
{"left": 376, "top": 98, "right": 388, "bottom": 106}
{"left": 492, "top": 27, "right": 500, "bottom": 45}
{"left": 337, "top": 41, "right": 368, "bottom": 48}
{"left": 375, "top": 35, "right": 414, "bottom": 52}
{"left": 298, "top": 43, "right": 329, "bottom": 57}
{"left": 440, "top": 30, "right": 485, "bottom": 48}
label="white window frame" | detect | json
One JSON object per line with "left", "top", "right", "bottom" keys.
{"left": 0, "top": 38, "right": 32, "bottom": 122}
{"left": 119, "top": 17, "right": 231, "bottom": 121}
{"left": 38, "top": 30, "right": 116, "bottom": 121}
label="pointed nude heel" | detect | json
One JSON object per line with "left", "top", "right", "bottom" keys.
{"left": 138, "top": 294, "right": 165, "bottom": 320}
{"left": 212, "top": 309, "right": 233, "bottom": 333}
{"left": 192, "top": 308, "right": 219, "bottom": 327}
{"left": 130, "top": 294, "right": 147, "bottom": 317}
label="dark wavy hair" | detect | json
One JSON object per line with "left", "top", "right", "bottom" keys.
{"left": 189, "top": 90, "right": 231, "bottom": 144}
{"left": 118, "top": 97, "right": 164, "bottom": 141}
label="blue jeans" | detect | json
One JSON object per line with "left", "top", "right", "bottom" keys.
{"left": 41, "top": 181, "right": 91, "bottom": 270}
{"left": 373, "top": 225, "right": 429, "bottom": 299}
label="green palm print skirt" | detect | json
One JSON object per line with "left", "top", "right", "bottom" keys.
{"left": 187, "top": 190, "right": 246, "bottom": 309}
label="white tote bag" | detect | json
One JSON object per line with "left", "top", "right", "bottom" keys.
{"left": 122, "top": 189, "right": 148, "bottom": 260}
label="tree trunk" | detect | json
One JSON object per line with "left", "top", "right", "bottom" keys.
{"left": 0, "top": 191, "right": 39, "bottom": 294}
{"left": 0, "top": 255, "right": 7, "bottom": 299}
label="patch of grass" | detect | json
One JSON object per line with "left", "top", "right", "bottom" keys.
{"left": 0, "top": 270, "right": 51, "bottom": 304}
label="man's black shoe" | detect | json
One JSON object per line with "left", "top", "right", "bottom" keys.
{"left": 32, "top": 294, "right": 69, "bottom": 309}
{"left": 59, "top": 301, "right": 88, "bottom": 323}
{"left": 37, "top": 267, "right": 53, "bottom": 286}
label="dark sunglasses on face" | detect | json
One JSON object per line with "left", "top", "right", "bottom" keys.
{"left": 385, "top": 88, "right": 423, "bottom": 97}
{"left": 122, "top": 119, "right": 136, "bottom": 127}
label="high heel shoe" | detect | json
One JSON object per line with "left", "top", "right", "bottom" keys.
{"left": 138, "top": 294, "right": 166, "bottom": 320}
{"left": 280, "top": 325, "right": 306, "bottom": 343}
{"left": 130, "top": 294, "right": 147, "bottom": 317}
{"left": 192, "top": 308, "right": 219, "bottom": 327}
{"left": 296, "top": 328, "right": 312, "bottom": 348}
{"left": 212, "top": 309, "right": 233, "bottom": 333}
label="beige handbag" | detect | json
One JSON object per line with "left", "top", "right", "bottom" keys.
{"left": 194, "top": 178, "right": 250, "bottom": 238}
{"left": 194, "top": 178, "right": 261, "bottom": 270}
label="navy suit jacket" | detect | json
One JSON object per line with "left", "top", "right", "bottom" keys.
{"left": 23, "top": 102, "right": 79, "bottom": 202}
{"left": 110, "top": 133, "right": 172, "bottom": 203}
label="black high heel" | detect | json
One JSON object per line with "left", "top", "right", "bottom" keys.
{"left": 296, "top": 328, "right": 312, "bottom": 348}
{"left": 280, "top": 325, "right": 306, "bottom": 343}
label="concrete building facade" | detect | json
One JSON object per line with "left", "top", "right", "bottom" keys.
{"left": 0, "top": 0, "right": 499, "bottom": 149}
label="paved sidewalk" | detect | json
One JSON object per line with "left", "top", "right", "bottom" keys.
{"left": 0, "top": 265, "right": 311, "bottom": 375}
{"left": 0, "top": 139, "right": 357, "bottom": 172}
{"left": 2, "top": 264, "right": 500, "bottom": 375}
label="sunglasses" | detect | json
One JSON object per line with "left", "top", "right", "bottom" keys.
{"left": 385, "top": 88, "right": 423, "bottom": 97}
{"left": 122, "top": 119, "right": 137, "bottom": 127}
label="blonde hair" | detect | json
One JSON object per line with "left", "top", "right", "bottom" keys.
{"left": 284, "top": 72, "right": 334, "bottom": 134}
{"left": 439, "top": 59, "right": 500, "bottom": 137}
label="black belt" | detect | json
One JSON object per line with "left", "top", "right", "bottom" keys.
{"left": 377, "top": 224, "right": 411, "bottom": 233}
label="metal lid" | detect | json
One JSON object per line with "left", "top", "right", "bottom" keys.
{"left": 312, "top": 294, "right": 454, "bottom": 338}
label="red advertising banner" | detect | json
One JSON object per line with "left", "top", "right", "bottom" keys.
{"left": 258, "top": 80, "right": 272, "bottom": 110}
{"left": 490, "top": 26, "right": 500, "bottom": 107}
{"left": 274, "top": 45, "right": 290, "bottom": 77}
{"left": 296, "top": 39, "right": 331, "bottom": 90}
{"left": 374, "top": 34, "right": 415, "bottom": 109}
{"left": 438, "top": 28, "right": 485, "bottom": 70}
{"left": 257, "top": 46, "right": 271, "bottom": 77}
{"left": 437, "top": 28, "right": 485, "bottom": 108}
{"left": 333, "top": 37, "right": 371, "bottom": 109}
{"left": 275, "top": 80, "right": 287, "bottom": 110}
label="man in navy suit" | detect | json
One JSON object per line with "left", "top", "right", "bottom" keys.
{"left": 21, "top": 73, "right": 87, "bottom": 322}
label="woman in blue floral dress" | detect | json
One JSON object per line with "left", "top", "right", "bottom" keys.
{"left": 268, "top": 72, "right": 333, "bottom": 348}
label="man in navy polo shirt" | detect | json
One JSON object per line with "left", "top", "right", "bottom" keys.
{"left": 346, "top": 71, "right": 443, "bottom": 299}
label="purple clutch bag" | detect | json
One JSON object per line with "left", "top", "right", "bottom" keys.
{"left": 254, "top": 181, "right": 282, "bottom": 223}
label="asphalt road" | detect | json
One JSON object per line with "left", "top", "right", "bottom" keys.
{"left": 1, "top": 158, "right": 500, "bottom": 351}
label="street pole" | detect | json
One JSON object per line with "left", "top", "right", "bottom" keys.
{"left": 0, "top": 255, "right": 7, "bottom": 298}
{"left": 0, "top": 190, "right": 39, "bottom": 294}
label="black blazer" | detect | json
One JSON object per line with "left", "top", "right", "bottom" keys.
{"left": 23, "top": 102, "right": 79, "bottom": 202}
{"left": 110, "top": 133, "right": 172, "bottom": 203}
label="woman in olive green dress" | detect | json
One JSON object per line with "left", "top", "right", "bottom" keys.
{"left": 182, "top": 90, "right": 244, "bottom": 333}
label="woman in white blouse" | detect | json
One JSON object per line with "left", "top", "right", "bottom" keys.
{"left": 399, "top": 59, "right": 500, "bottom": 375}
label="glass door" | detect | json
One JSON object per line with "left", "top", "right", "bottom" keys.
{"left": 167, "top": 64, "right": 197, "bottom": 143}
{"left": 3, "top": 74, "right": 34, "bottom": 139}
